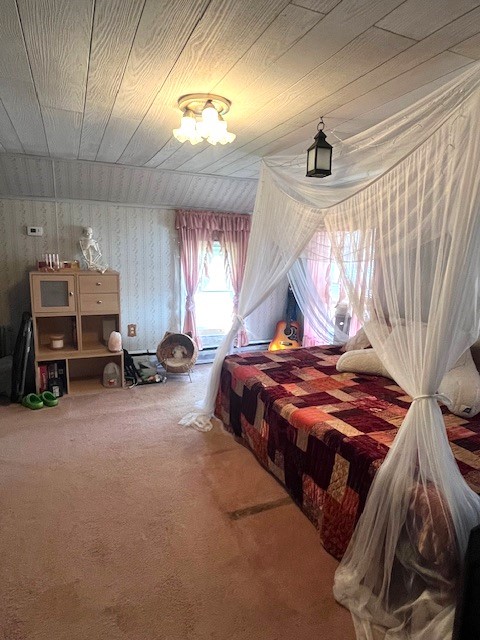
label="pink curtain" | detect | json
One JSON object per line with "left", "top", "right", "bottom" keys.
{"left": 222, "top": 223, "right": 251, "bottom": 347}
{"left": 176, "top": 210, "right": 251, "bottom": 349}
{"left": 176, "top": 225, "right": 210, "bottom": 349}
{"left": 302, "top": 256, "right": 334, "bottom": 347}
{"left": 302, "top": 231, "right": 362, "bottom": 346}
{"left": 302, "top": 231, "right": 339, "bottom": 346}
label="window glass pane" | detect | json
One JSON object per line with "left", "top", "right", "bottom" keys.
{"left": 196, "top": 241, "right": 234, "bottom": 346}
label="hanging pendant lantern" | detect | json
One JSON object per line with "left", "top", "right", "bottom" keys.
{"left": 306, "top": 117, "right": 332, "bottom": 178}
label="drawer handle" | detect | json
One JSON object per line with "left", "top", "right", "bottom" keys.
{"left": 96, "top": 282, "right": 102, "bottom": 286}
{"left": 97, "top": 300, "right": 102, "bottom": 304}
{"left": 69, "top": 291, "right": 74, "bottom": 296}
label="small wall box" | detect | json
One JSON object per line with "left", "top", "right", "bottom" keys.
{"left": 27, "top": 226, "right": 43, "bottom": 236}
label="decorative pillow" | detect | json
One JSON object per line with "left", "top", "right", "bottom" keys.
{"left": 340, "top": 327, "right": 371, "bottom": 352}
{"left": 439, "top": 348, "right": 480, "bottom": 418}
{"left": 336, "top": 348, "right": 392, "bottom": 379}
{"left": 337, "top": 345, "right": 480, "bottom": 419}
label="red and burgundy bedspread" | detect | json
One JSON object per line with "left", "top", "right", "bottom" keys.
{"left": 215, "top": 345, "right": 480, "bottom": 559}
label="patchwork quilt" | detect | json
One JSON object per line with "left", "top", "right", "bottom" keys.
{"left": 215, "top": 346, "right": 480, "bottom": 559}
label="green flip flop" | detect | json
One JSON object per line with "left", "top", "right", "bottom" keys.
{"left": 41, "top": 391, "right": 59, "bottom": 407}
{"left": 22, "top": 393, "right": 44, "bottom": 410}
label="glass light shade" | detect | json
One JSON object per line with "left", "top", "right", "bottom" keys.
{"left": 173, "top": 109, "right": 202, "bottom": 144}
{"left": 222, "top": 130, "right": 236, "bottom": 144}
{"left": 202, "top": 100, "right": 219, "bottom": 124}
{"left": 206, "top": 117, "right": 236, "bottom": 145}
{"left": 195, "top": 119, "right": 210, "bottom": 139}
{"left": 205, "top": 121, "right": 223, "bottom": 145}
{"left": 306, "top": 129, "right": 332, "bottom": 178}
{"left": 216, "top": 117, "right": 228, "bottom": 132}
{"left": 173, "top": 96, "right": 236, "bottom": 145}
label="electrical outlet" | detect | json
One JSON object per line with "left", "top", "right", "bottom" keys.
{"left": 27, "top": 225, "right": 43, "bottom": 236}
{"left": 127, "top": 324, "right": 137, "bottom": 337}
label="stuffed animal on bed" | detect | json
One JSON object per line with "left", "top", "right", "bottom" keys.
{"left": 337, "top": 331, "right": 480, "bottom": 419}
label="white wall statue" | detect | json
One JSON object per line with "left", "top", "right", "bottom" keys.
{"left": 79, "top": 226, "right": 108, "bottom": 273}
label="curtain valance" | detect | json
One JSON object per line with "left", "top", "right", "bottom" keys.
{"left": 175, "top": 209, "right": 251, "bottom": 232}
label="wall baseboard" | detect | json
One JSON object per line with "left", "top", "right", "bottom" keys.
{"left": 129, "top": 340, "right": 270, "bottom": 364}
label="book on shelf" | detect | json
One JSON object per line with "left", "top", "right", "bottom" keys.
{"left": 38, "top": 364, "right": 48, "bottom": 392}
{"left": 57, "top": 362, "right": 67, "bottom": 389}
{"left": 46, "top": 361, "right": 67, "bottom": 397}
{"left": 47, "top": 362, "right": 57, "bottom": 379}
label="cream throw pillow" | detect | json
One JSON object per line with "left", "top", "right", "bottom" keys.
{"left": 340, "top": 327, "right": 371, "bottom": 352}
{"left": 438, "top": 348, "right": 480, "bottom": 418}
{"left": 336, "top": 346, "right": 480, "bottom": 418}
{"left": 336, "top": 348, "right": 392, "bottom": 378}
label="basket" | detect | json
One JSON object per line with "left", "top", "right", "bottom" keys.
{"left": 156, "top": 332, "right": 198, "bottom": 377}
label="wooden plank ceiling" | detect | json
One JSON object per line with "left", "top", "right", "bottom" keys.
{"left": 0, "top": 0, "right": 479, "bottom": 210}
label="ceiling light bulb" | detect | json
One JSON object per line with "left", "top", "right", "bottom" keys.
{"left": 173, "top": 109, "right": 194, "bottom": 141}
{"left": 173, "top": 94, "right": 236, "bottom": 145}
{"left": 205, "top": 116, "right": 222, "bottom": 143}
{"left": 173, "top": 109, "right": 203, "bottom": 144}
{"left": 181, "top": 109, "right": 196, "bottom": 132}
{"left": 209, "top": 116, "right": 236, "bottom": 145}
{"left": 202, "top": 100, "right": 219, "bottom": 124}
{"left": 196, "top": 120, "right": 210, "bottom": 139}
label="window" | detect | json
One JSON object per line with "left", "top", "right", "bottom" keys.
{"left": 195, "top": 241, "right": 234, "bottom": 348}
{"left": 302, "top": 230, "right": 374, "bottom": 346}
{"left": 176, "top": 209, "right": 251, "bottom": 348}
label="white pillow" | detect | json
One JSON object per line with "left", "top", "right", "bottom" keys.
{"left": 439, "top": 348, "right": 480, "bottom": 418}
{"left": 337, "top": 345, "right": 480, "bottom": 419}
{"left": 336, "top": 348, "right": 392, "bottom": 379}
{"left": 341, "top": 327, "right": 371, "bottom": 352}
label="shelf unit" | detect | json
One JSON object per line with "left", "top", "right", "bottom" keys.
{"left": 30, "top": 270, "right": 124, "bottom": 395}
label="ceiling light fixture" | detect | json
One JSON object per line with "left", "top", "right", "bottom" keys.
{"left": 306, "top": 117, "right": 332, "bottom": 178}
{"left": 173, "top": 94, "right": 236, "bottom": 146}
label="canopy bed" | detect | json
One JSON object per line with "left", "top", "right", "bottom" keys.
{"left": 182, "top": 62, "right": 480, "bottom": 639}
{"left": 215, "top": 344, "right": 480, "bottom": 559}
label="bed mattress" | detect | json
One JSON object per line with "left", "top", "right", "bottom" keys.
{"left": 215, "top": 345, "right": 480, "bottom": 559}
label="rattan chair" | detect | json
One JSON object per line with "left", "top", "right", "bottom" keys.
{"left": 156, "top": 332, "right": 198, "bottom": 382}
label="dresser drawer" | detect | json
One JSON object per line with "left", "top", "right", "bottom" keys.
{"left": 78, "top": 275, "right": 119, "bottom": 294}
{"left": 80, "top": 293, "right": 119, "bottom": 314}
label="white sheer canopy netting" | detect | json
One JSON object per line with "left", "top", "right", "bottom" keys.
{"left": 181, "top": 62, "right": 480, "bottom": 638}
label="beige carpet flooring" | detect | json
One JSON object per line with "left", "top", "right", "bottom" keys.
{"left": 0, "top": 364, "right": 355, "bottom": 640}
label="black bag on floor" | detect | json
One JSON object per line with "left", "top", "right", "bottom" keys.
{"left": 123, "top": 349, "right": 139, "bottom": 385}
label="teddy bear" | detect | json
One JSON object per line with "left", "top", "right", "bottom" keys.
{"left": 172, "top": 345, "right": 188, "bottom": 360}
